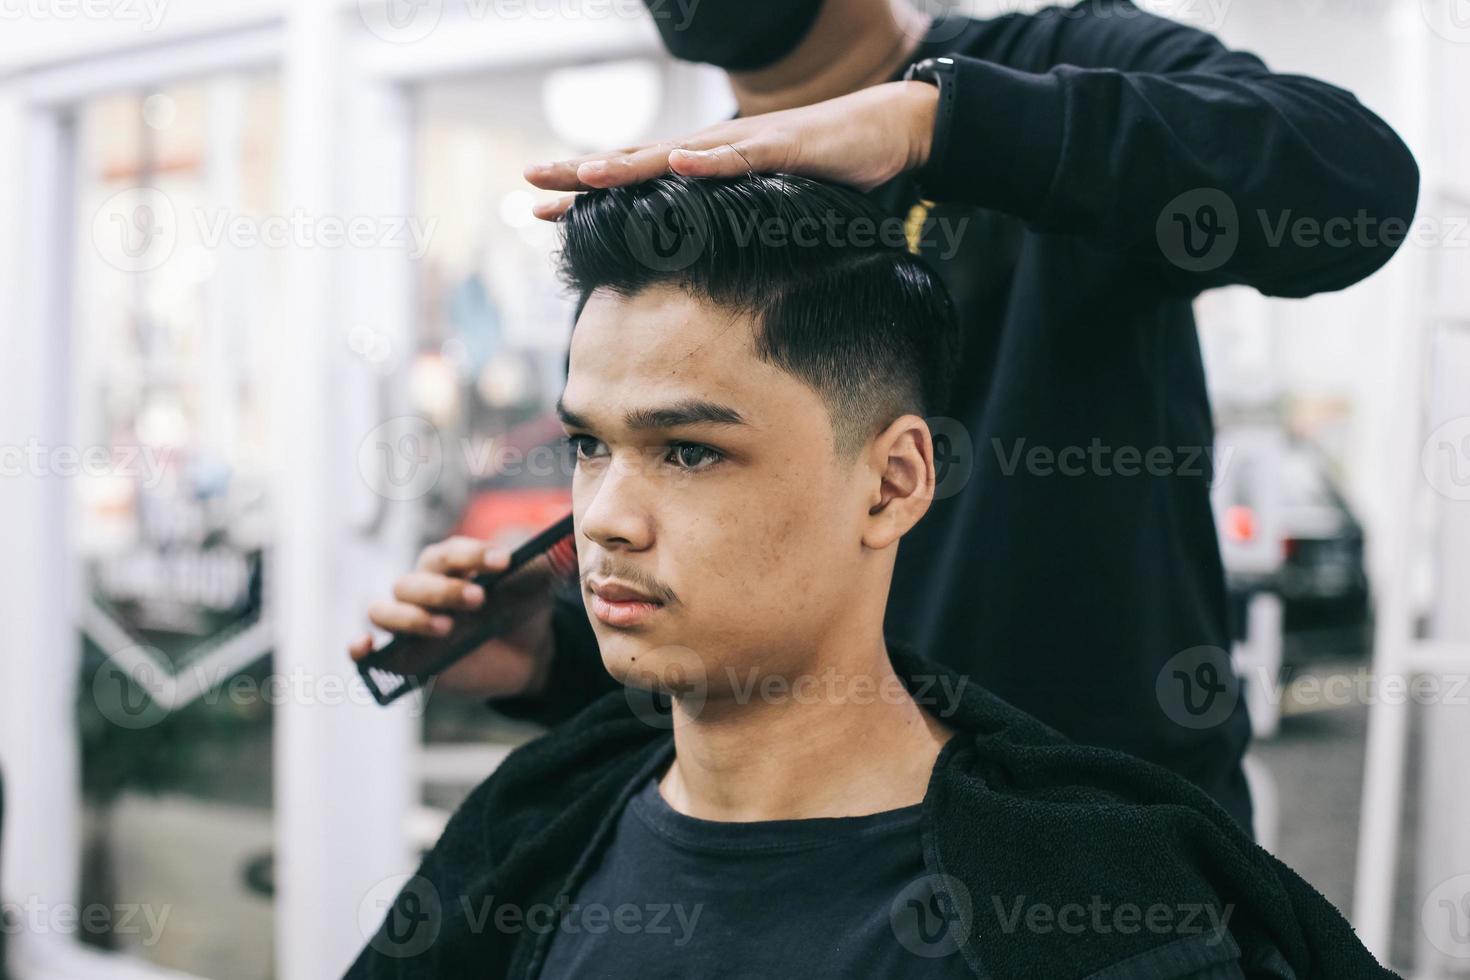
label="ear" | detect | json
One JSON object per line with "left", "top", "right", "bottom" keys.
{"left": 861, "top": 414, "right": 936, "bottom": 551}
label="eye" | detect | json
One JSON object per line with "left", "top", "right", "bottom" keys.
{"left": 562, "top": 433, "right": 606, "bottom": 464}
{"left": 665, "top": 441, "right": 723, "bottom": 472}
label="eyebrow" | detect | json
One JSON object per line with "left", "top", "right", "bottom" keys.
{"left": 556, "top": 395, "right": 747, "bottom": 432}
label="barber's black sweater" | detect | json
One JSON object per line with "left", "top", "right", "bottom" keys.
{"left": 349, "top": 645, "right": 1397, "bottom": 979}
{"left": 494, "top": 1, "right": 1420, "bottom": 832}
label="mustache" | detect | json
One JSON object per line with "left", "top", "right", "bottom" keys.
{"left": 581, "top": 562, "right": 679, "bottom": 606}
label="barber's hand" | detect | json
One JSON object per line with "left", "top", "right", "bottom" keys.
{"left": 348, "top": 536, "right": 556, "bottom": 700}
{"left": 524, "top": 80, "right": 939, "bottom": 220}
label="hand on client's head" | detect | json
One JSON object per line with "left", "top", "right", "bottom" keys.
{"left": 524, "top": 0, "right": 939, "bottom": 220}
{"left": 523, "top": 80, "right": 939, "bottom": 221}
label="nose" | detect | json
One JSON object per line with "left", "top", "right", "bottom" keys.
{"left": 578, "top": 449, "right": 655, "bottom": 554}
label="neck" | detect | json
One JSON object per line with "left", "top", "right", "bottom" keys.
{"left": 658, "top": 634, "right": 956, "bottom": 821}
{"left": 727, "top": 0, "right": 934, "bottom": 116}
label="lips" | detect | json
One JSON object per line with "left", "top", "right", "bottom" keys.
{"left": 588, "top": 578, "right": 664, "bottom": 628}
{"left": 590, "top": 579, "right": 661, "bottom": 604}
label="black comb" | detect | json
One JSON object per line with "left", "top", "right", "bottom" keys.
{"left": 356, "top": 513, "right": 578, "bottom": 706}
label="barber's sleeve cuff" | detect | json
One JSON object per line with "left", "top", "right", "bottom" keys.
{"left": 915, "top": 54, "right": 1066, "bottom": 219}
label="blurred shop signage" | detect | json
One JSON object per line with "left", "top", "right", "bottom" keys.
{"left": 81, "top": 493, "right": 272, "bottom": 713}
{"left": 94, "top": 545, "right": 259, "bottom": 635}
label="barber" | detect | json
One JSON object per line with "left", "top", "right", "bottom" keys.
{"left": 352, "top": 0, "right": 1419, "bottom": 834}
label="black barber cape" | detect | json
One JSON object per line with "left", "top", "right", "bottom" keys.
{"left": 493, "top": 0, "right": 1420, "bottom": 834}
{"left": 349, "top": 645, "right": 1397, "bottom": 980}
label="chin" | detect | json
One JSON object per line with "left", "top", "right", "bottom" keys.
{"left": 597, "top": 630, "right": 708, "bottom": 697}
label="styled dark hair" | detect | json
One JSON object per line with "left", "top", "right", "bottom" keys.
{"left": 555, "top": 173, "right": 961, "bottom": 457}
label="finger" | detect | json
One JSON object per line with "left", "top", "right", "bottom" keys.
{"left": 393, "top": 570, "right": 487, "bottom": 611}
{"left": 347, "top": 633, "right": 375, "bottom": 662}
{"left": 524, "top": 159, "right": 593, "bottom": 192}
{"left": 528, "top": 133, "right": 765, "bottom": 218}
{"left": 419, "top": 536, "right": 508, "bottom": 575}
{"left": 532, "top": 194, "right": 578, "bottom": 222}
{"left": 669, "top": 139, "right": 783, "bottom": 179}
{"left": 574, "top": 140, "right": 701, "bottom": 189}
{"left": 367, "top": 599, "right": 455, "bottom": 637}
{"left": 523, "top": 145, "right": 648, "bottom": 190}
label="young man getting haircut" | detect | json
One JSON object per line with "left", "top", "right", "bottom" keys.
{"left": 345, "top": 175, "right": 1395, "bottom": 980}
{"left": 358, "top": 0, "right": 1421, "bottom": 839}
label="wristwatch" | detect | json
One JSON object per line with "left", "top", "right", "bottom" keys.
{"left": 902, "top": 55, "right": 955, "bottom": 88}
{"left": 902, "top": 56, "right": 956, "bottom": 195}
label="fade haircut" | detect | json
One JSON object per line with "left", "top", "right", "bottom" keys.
{"left": 555, "top": 174, "right": 961, "bottom": 458}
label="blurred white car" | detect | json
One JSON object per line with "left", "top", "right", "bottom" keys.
{"left": 1213, "top": 428, "right": 1372, "bottom": 665}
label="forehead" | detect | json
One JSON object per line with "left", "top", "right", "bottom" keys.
{"left": 564, "top": 285, "right": 811, "bottom": 424}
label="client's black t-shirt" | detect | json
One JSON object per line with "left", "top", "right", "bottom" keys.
{"left": 538, "top": 773, "right": 975, "bottom": 979}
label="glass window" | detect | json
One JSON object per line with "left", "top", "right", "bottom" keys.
{"left": 71, "top": 75, "right": 281, "bottom": 980}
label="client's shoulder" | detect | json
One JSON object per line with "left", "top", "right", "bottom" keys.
{"left": 890, "top": 641, "right": 1234, "bottom": 817}
{"left": 346, "top": 691, "right": 661, "bottom": 977}
{"left": 449, "top": 686, "right": 667, "bottom": 855}
{"left": 909, "top": 655, "right": 1350, "bottom": 979}
{"left": 895, "top": 640, "right": 1263, "bottom": 869}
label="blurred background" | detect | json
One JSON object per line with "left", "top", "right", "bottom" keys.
{"left": 0, "top": 0, "right": 1466, "bottom": 977}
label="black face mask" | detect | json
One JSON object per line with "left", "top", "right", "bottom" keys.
{"left": 643, "top": 0, "right": 825, "bottom": 71}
